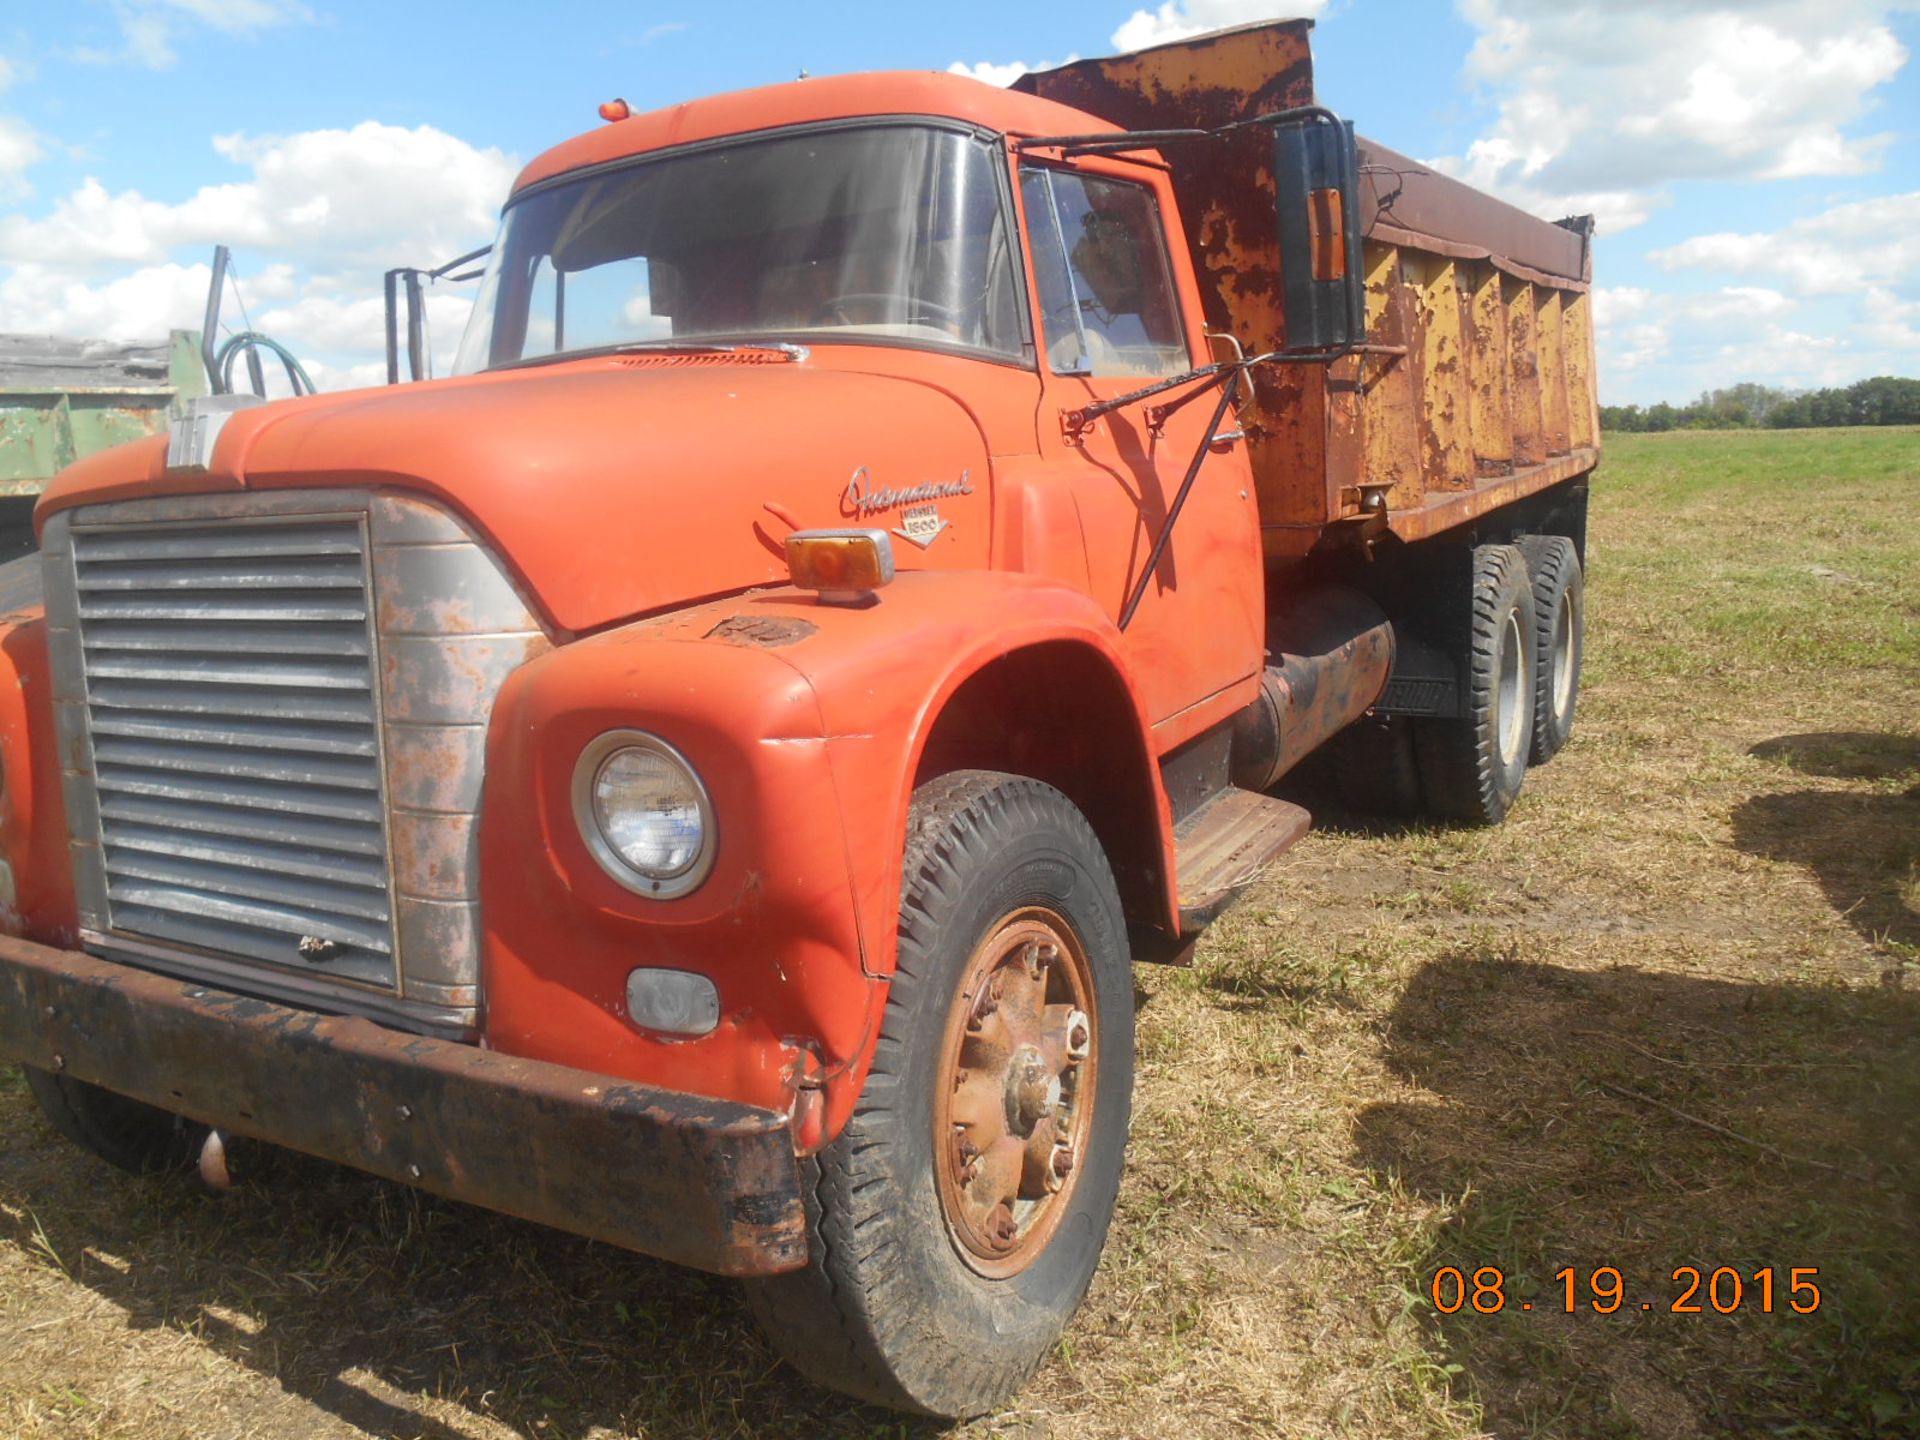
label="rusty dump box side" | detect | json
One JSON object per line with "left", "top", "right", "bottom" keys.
{"left": 1015, "top": 21, "right": 1601, "bottom": 562}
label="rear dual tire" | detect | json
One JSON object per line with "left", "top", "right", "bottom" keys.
{"left": 1517, "top": 534, "right": 1583, "bottom": 765}
{"left": 1412, "top": 543, "right": 1537, "bottom": 826}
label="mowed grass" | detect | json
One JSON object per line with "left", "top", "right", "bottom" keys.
{"left": 0, "top": 427, "right": 1915, "bottom": 1439}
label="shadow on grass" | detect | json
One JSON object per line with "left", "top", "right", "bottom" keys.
{"left": 1354, "top": 950, "right": 1920, "bottom": 1439}
{"left": 1736, "top": 733, "right": 1920, "bottom": 973}
{"left": 0, "top": 1120, "right": 945, "bottom": 1440}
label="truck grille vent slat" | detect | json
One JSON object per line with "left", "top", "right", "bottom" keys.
{"left": 89, "top": 711, "right": 378, "bottom": 758}
{"left": 107, "top": 904, "right": 394, "bottom": 985}
{"left": 104, "top": 821, "right": 390, "bottom": 888}
{"left": 70, "top": 516, "right": 400, "bottom": 989}
{"left": 92, "top": 737, "right": 384, "bottom": 790}
{"left": 104, "top": 850, "right": 393, "bottom": 922}
{"left": 85, "top": 677, "right": 378, "bottom": 724}
{"left": 79, "top": 594, "right": 370, "bottom": 623}
{"left": 83, "top": 620, "right": 373, "bottom": 657}
{"left": 97, "top": 794, "right": 388, "bottom": 857}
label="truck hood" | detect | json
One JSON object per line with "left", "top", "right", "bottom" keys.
{"left": 36, "top": 357, "right": 999, "bottom": 635}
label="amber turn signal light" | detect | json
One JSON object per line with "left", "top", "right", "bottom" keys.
{"left": 598, "top": 98, "right": 631, "bottom": 122}
{"left": 785, "top": 529, "right": 896, "bottom": 602}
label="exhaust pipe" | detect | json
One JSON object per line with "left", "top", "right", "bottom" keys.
{"left": 1231, "top": 585, "right": 1394, "bottom": 792}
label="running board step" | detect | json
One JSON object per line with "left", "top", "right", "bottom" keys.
{"left": 1174, "top": 788, "right": 1312, "bottom": 931}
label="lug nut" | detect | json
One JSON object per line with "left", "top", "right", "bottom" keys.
{"left": 1064, "top": 1009, "right": 1092, "bottom": 1062}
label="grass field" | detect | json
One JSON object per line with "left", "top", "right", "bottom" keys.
{"left": 1, "top": 426, "right": 1915, "bottom": 1439}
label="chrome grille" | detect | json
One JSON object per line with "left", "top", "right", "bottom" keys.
{"left": 69, "top": 515, "right": 400, "bottom": 989}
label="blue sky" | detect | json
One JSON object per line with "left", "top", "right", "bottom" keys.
{"left": 2, "top": 0, "right": 1915, "bottom": 403}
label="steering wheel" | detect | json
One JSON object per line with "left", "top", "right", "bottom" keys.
{"left": 813, "top": 293, "right": 966, "bottom": 330}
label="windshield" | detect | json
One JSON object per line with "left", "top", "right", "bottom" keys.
{"left": 454, "top": 125, "right": 1027, "bottom": 372}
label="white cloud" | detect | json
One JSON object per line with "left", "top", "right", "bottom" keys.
{"left": 77, "top": 0, "right": 313, "bottom": 70}
{"left": 0, "top": 119, "right": 513, "bottom": 392}
{"left": 1431, "top": 1, "right": 1910, "bottom": 234}
{"left": 0, "top": 116, "right": 41, "bottom": 197}
{"left": 1110, "top": 0, "right": 1326, "bottom": 52}
{"left": 0, "top": 122, "right": 516, "bottom": 272}
{"left": 947, "top": 57, "right": 1077, "bottom": 87}
{"left": 0, "top": 260, "right": 220, "bottom": 340}
{"left": 1647, "top": 191, "right": 1920, "bottom": 297}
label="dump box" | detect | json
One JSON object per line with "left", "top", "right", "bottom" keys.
{"left": 1017, "top": 20, "right": 1600, "bottom": 562}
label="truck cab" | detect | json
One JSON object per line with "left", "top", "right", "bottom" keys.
{"left": 0, "top": 23, "right": 1596, "bottom": 1420}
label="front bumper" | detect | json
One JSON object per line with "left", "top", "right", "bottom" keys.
{"left": 0, "top": 935, "right": 808, "bottom": 1277}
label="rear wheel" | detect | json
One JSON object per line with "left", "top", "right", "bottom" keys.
{"left": 1517, "top": 535, "right": 1583, "bottom": 764}
{"left": 743, "top": 770, "right": 1133, "bottom": 1418}
{"left": 22, "top": 1067, "right": 208, "bottom": 1175}
{"left": 1413, "top": 544, "right": 1536, "bottom": 826}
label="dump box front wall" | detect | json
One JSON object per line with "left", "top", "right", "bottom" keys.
{"left": 1016, "top": 22, "right": 1600, "bottom": 559}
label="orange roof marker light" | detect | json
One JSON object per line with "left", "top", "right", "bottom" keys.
{"left": 785, "top": 529, "right": 895, "bottom": 604}
{"left": 597, "top": 98, "right": 631, "bottom": 123}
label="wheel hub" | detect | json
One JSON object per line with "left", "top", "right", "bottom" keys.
{"left": 1006, "top": 1046, "right": 1062, "bottom": 1136}
{"left": 934, "top": 910, "right": 1097, "bottom": 1278}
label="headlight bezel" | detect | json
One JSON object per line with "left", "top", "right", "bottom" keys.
{"left": 570, "top": 729, "right": 716, "bottom": 899}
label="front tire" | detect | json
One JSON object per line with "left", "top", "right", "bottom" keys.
{"left": 22, "top": 1067, "right": 208, "bottom": 1175}
{"left": 744, "top": 770, "right": 1134, "bottom": 1418}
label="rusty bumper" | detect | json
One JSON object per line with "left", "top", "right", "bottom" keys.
{"left": 0, "top": 935, "right": 808, "bottom": 1277}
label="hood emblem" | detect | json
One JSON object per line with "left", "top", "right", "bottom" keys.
{"left": 842, "top": 465, "right": 974, "bottom": 520}
{"left": 891, "top": 503, "right": 950, "bottom": 549}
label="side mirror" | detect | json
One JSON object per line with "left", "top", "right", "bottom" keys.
{"left": 1271, "top": 111, "right": 1366, "bottom": 351}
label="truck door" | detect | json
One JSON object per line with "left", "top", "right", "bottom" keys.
{"left": 1016, "top": 157, "right": 1263, "bottom": 734}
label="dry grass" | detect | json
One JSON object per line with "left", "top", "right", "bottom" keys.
{"left": 1, "top": 426, "right": 1915, "bottom": 1438}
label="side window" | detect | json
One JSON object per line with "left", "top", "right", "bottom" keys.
{"left": 1020, "top": 168, "right": 1189, "bottom": 378}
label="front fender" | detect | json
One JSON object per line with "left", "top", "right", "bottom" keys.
{"left": 0, "top": 601, "right": 78, "bottom": 947}
{"left": 479, "top": 571, "right": 1172, "bottom": 1142}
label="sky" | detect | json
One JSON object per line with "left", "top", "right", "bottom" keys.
{"left": 0, "top": 0, "right": 1915, "bottom": 405}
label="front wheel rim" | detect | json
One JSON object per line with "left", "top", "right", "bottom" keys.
{"left": 933, "top": 906, "right": 1098, "bottom": 1280}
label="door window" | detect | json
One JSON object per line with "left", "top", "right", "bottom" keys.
{"left": 1020, "top": 168, "right": 1189, "bottom": 378}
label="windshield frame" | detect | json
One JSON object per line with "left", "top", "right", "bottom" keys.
{"left": 465, "top": 116, "right": 1038, "bottom": 376}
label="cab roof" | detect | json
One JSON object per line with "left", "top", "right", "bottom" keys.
{"left": 511, "top": 70, "right": 1115, "bottom": 194}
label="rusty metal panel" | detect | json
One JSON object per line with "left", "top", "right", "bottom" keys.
{"left": 1506, "top": 279, "right": 1546, "bottom": 467}
{"left": 1537, "top": 289, "right": 1571, "bottom": 456}
{"left": 1014, "top": 22, "right": 1322, "bottom": 545}
{"left": 0, "top": 936, "right": 808, "bottom": 1276}
{"left": 1465, "top": 265, "right": 1513, "bottom": 475}
{"left": 1412, "top": 253, "right": 1473, "bottom": 492}
{"left": 1360, "top": 241, "right": 1423, "bottom": 512}
{"left": 1563, "top": 291, "right": 1598, "bottom": 451}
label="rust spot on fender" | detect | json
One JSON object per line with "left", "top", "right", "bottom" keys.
{"left": 705, "top": 614, "right": 818, "bottom": 649}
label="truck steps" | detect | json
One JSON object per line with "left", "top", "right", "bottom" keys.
{"left": 1173, "top": 787, "right": 1311, "bottom": 931}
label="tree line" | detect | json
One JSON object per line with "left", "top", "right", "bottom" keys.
{"left": 1600, "top": 377, "right": 1920, "bottom": 432}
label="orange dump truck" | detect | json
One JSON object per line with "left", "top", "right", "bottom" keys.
{"left": 0, "top": 21, "right": 1596, "bottom": 1418}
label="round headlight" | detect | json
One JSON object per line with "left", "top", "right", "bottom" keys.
{"left": 572, "top": 731, "right": 715, "bottom": 897}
